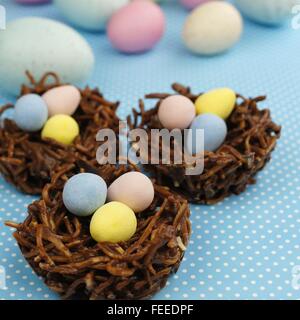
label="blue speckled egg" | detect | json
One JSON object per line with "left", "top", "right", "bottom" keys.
{"left": 14, "top": 94, "right": 48, "bottom": 132}
{"left": 187, "top": 113, "right": 227, "bottom": 154}
{"left": 62, "top": 173, "right": 107, "bottom": 217}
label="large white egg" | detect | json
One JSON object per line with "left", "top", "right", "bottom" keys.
{"left": 54, "top": 0, "right": 129, "bottom": 31}
{"left": 234, "top": 0, "right": 296, "bottom": 26}
{"left": 0, "top": 17, "right": 94, "bottom": 95}
{"left": 182, "top": 1, "right": 243, "bottom": 55}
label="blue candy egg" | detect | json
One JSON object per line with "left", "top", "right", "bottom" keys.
{"left": 14, "top": 94, "right": 48, "bottom": 132}
{"left": 187, "top": 113, "right": 227, "bottom": 154}
{"left": 62, "top": 173, "right": 108, "bottom": 217}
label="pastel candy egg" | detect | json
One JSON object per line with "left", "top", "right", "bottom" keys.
{"left": 180, "top": 0, "right": 213, "bottom": 10}
{"left": 0, "top": 17, "right": 94, "bottom": 95}
{"left": 63, "top": 173, "right": 107, "bottom": 217}
{"left": 235, "top": 0, "right": 296, "bottom": 26}
{"left": 195, "top": 88, "right": 236, "bottom": 119}
{"left": 42, "top": 85, "right": 81, "bottom": 116}
{"left": 54, "top": 0, "right": 129, "bottom": 31}
{"left": 182, "top": 1, "right": 243, "bottom": 55}
{"left": 14, "top": 94, "right": 48, "bottom": 132}
{"left": 158, "top": 95, "right": 196, "bottom": 130}
{"left": 187, "top": 113, "right": 227, "bottom": 154}
{"left": 107, "top": 172, "right": 154, "bottom": 212}
{"left": 107, "top": 0, "right": 165, "bottom": 53}
{"left": 41, "top": 114, "right": 79, "bottom": 145}
{"left": 90, "top": 201, "right": 137, "bottom": 243}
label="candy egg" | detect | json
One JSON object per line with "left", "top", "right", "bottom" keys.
{"left": 182, "top": 1, "right": 243, "bottom": 55}
{"left": 187, "top": 113, "right": 227, "bottom": 154}
{"left": 42, "top": 85, "right": 81, "bottom": 117}
{"left": 63, "top": 173, "right": 107, "bottom": 217}
{"left": 54, "top": 0, "right": 129, "bottom": 31}
{"left": 235, "top": 0, "right": 295, "bottom": 26}
{"left": 90, "top": 201, "right": 137, "bottom": 243}
{"left": 107, "top": 0, "right": 165, "bottom": 53}
{"left": 195, "top": 88, "right": 236, "bottom": 119}
{"left": 180, "top": 0, "right": 213, "bottom": 10}
{"left": 14, "top": 94, "right": 48, "bottom": 132}
{"left": 158, "top": 95, "right": 196, "bottom": 130}
{"left": 41, "top": 114, "right": 79, "bottom": 145}
{"left": 107, "top": 172, "right": 154, "bottom": 212}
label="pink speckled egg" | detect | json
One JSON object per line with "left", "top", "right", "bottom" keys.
{"left": 15, "top": 0, "right": 51, "bottom": 4}
{"left": 180, "top": 0, "right": 215, "bottom": 10}
{"left": 158, "top": 95, "right": 196, "bottom": 130}
{"left": 107, "top": 0, "right": 165, "bottom": 54}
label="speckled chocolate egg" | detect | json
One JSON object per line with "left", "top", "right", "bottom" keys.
{"left": 107, "top": 172, "right": 154, "bottom": 212}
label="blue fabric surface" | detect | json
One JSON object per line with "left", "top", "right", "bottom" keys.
{"left": 0, "top": 0, "right": 300, "bottom": 300}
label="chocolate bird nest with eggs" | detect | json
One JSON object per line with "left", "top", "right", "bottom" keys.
{"left": 0, "top": 72, "right": 120, "bottom": 194}
{"left": 128, "top": 83, "right": 281, "bottom": 204}
{"left": 6, "top": 161, "right": 191, "bottom": 300}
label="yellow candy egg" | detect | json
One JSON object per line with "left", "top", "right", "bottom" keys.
{"left": 195, "top": 88, "right": 236, "bottom": 119}
{"left": 90, "top": 201, "right": 137, "bottom": 243}
{"left": 41, "top": 114, "right": 79, "bottom": 145}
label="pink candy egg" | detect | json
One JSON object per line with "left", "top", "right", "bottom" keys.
{"left": 15, "top": 0, "right": 51, "bottom": 4}
{"left": 107, "top": 0, "right": 165, "bottom": 54}
{"left": 42, "top": 85, "right": 81, "bottom": 117}
{"left": 158, "top": 95, "right": 196, "bottom": 130}
{"left": 180, "top": 0, "right": 213, "bottom": 10}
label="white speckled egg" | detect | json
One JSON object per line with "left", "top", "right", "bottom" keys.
{"left": 54, "top": 0, "right": 129, "bottom": 31}
{"left": 0, "top": 17, "right": 94, "bottom": 95}
{"left": 182, "top": 1, "right": 243, "bottom": 55}
{"left": 42, "top": 85, "right": 81, "bottom": 116}
{"left": 107, "top": 172, "right": 155, "bottom": 212}
{"left": 234, "top": 0, "right": 296, "bottom": 26}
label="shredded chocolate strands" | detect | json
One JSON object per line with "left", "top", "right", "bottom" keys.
{"left": 0, "top": 72, "right": 120, "bottom": 194}
{"left": 6, "top": 162, "right": 191, "bottom": 300}
{"left": 128, "top": 84, "right": 281, "bottom": 204}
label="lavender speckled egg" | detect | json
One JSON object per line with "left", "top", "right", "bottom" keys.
{"left": 187, "top": 113, "right": 227, "bottom": 154}
{"left": 107, "top": 0, "right": 165, "bottom": 53}
{"left": 63, "top": 173, "right": 107, "bottom": 217}
{"left": 14, "top": 94, "right": 48, "bottom": 132}
{"left": 234, "top": 0, "right": 296, "bottom": 26}
{"left": 42, "top": 85, "right": 81, "bottom": 116}
{"left": 158, "top": 95, "right": 196, "bottom": 130}
{"left": 107, "top": 172, "right": 154, "bottom": 212}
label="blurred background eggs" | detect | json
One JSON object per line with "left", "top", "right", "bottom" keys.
{"left": 54, "top": 0, "right": 129, "bottom": 31}
{"left": 182, "top": 1, "right": 243, "bottom": 55}
{"left": 234, "top": 0, "right": 297, "bottom": 26}
{"left": 107, "top": 0, "right": 165, "bottom": 53}
{"left": 180, "top": 0, "right": 216, "bottom": 10}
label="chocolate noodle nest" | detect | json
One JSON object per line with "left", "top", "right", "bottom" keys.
{"left": 128, "top": 83, "right": 281, "bottom": 204}
{"left": 0, "top": 72, "right": 120, "bottom": 194}
{"left": 6, "top": 161, "right": 191, "bottom": 300}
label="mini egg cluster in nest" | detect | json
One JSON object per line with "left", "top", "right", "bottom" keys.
{"left": 6, "top": 161, "right": 191, "bottom": 300}
{"left": 0, "top": 72, "right": 120, "bottom": 194}
{"left": 128, "top": 83, "right": 281, "bottom": 204}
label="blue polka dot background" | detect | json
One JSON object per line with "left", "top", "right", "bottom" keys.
{"left": 1, "top": 0, "right": 300, "bottom": 300}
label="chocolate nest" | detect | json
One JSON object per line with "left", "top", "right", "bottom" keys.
{"left": 128, "top": 83, "right": 281, "bottom": 204}
{"left": 6, "top": 161, "right": 191, "bottom": 300}
{"left": 0, "top": 72, "right": 120, "bottom": 194}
